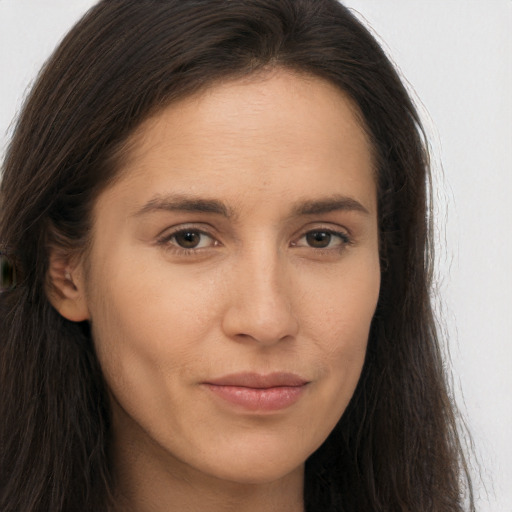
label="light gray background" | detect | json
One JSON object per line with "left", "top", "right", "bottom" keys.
{"left": 1, "top": 1, "right": 511, "bottom": 510}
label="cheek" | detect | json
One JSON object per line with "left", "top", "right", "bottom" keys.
{"left": 299, "top": 256, "right": 379, "bottom": 411}
{"left": 301, "top": 253, "right": 380, "bottom": 343}
{"left": 84, "top": 247, "right": 232, "bottom": 410}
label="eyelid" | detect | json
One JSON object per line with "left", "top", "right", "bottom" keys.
{"left": 154, "top": 223, "right": 353, "bottom": 256}
{"left": 156, "top": 224, "right": 220, "bottom": 251}
{"left": 291, "top": 225, "right": 352, "bottom": 246}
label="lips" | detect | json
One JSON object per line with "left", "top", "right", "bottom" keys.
{"left": 203, "top": 372, "right": 309, "bottom": 412}
{"left": 206, "top": 372, "right": 308, "bottom": 388}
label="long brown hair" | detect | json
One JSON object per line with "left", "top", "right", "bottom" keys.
{"left": 0, "top": 1, "right": 473, "bottom": 510}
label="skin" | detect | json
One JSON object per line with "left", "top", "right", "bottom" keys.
{"left": 51, "top": 69, "right": 380, "bottom": 512}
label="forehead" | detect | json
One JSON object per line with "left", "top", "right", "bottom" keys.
{"left": 96, "top": 69, "right": 376, "bottom": 218}
{"left": 123, "top": 70, "right": 372, "bottom": 163}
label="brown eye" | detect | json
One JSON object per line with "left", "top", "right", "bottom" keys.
{"left": 173, "top": 231, "right": 204, "bottom": 249}
{"left": 295, "top": 229, "right": 349, "bottom": 250}
{"left": 305, "top": 231, "right": 333, "bottom": 248}
{"left": 157, "top": 227, "right": 218, "bottom": 253}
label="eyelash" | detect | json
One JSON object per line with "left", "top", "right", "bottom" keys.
{"left": 156, "top": 226, "right": 352, "bottom": 256}
{"left": 156, "top": 227, "right": 218, "bottom": 256}
{"left": 292, "top": 229, "right": 352, "bottom": 251}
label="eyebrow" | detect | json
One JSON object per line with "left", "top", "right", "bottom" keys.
{"left": 133, "top": 194, "right": 233, "bottom": 218}
{"left": 133, "top": 193, "right": 370, "bottom": 219}
{"left": 291, "top": 195, "right": 370, "bottom": 216}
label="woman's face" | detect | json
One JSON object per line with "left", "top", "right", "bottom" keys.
{"left": 74, "top": 70, "right": 380, "bottom": 486}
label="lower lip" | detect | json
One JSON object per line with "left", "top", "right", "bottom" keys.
{"left": 204, "top": 384, "right": 306, "bottom": 411}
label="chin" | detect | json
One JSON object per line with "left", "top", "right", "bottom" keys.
{"left": 209, "top": 460, "right": 304, "bottom": 486}
{"left": 190, "top": 437, "right": 312, "bottom": 485}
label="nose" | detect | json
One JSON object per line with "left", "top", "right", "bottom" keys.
{"left": 221, "top": 248, "right": 299, "bottom": 346}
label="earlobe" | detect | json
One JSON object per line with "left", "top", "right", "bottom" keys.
{"left": 46, "top": 251, "right": 90, "bottom": 322}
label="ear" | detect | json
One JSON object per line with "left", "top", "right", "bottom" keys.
{"left": 46, "top": 249, "right": 90, "bottom": 322}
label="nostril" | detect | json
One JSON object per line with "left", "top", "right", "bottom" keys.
{"left": 221, "top": 294, "right": 299, "bottom": 345}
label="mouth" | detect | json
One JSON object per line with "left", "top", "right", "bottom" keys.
{"left": 202, "top": 372, "right": 310, "bottom": 412}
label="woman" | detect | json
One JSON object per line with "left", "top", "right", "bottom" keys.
{"left": 0, "top": 1, "right": 474, "bottom": 511}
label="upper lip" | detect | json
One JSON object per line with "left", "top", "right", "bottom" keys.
{"left": 204, "top": 372, "right": 309, "bottom": 389}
